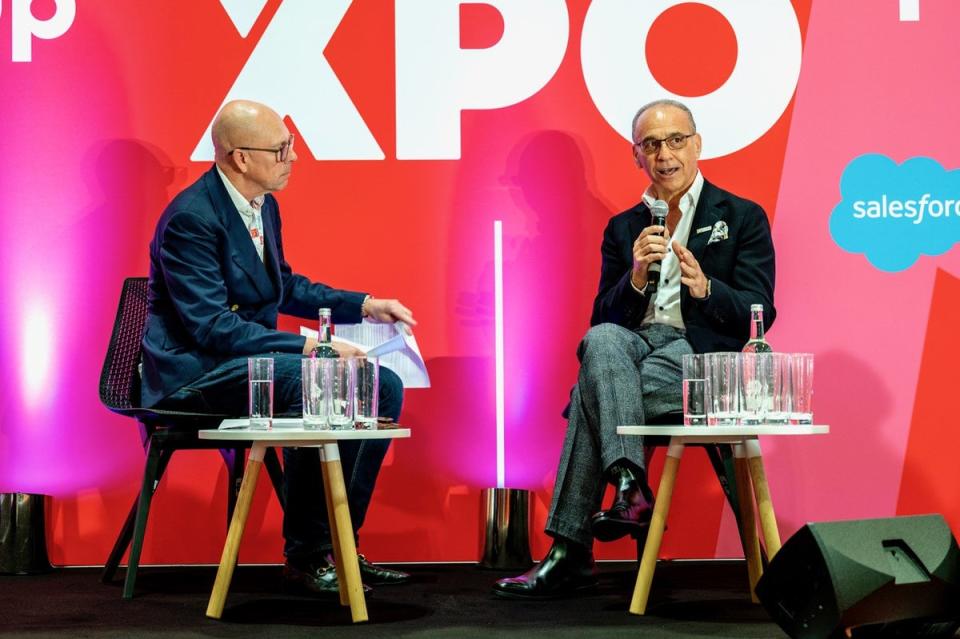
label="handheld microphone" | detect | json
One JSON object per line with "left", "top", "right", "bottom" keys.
{"left": 646, "top": 199, "right": 669, "bottom": 291}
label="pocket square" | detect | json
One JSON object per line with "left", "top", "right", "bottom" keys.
{"left": 707, "top": 221, "right": 728, "bottom": 245}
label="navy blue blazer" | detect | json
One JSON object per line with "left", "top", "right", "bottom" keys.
{"left": 141, "top": 166, "right": 366, "bottom": 408}
{"left": 591, "top": 179, "right": 776, "bottom": 353}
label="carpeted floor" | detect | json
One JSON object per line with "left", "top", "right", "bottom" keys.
{"left": 0, "top": 560, "right": 787, "bottom": 638}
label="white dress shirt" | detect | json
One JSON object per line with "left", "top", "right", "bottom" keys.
{"left": 216, "top": 165, "right": 265, "bottom": 262}
{"left": 639, "top": 171, "right": 704, "bottom": 329}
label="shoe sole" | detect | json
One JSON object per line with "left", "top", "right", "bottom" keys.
{"left": 591, "top": 517, "right": 652, "bottom": 542}
{"left": 491, "top": 580, "right": 598, "bottom": 601}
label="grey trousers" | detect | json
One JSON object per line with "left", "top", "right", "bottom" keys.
{"left": 545, "top": 322, "right": 692, "bottom": 547}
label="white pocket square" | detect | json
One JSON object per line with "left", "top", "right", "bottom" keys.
{"left": 706, "top": 221, "right": 728, "bottom": 245}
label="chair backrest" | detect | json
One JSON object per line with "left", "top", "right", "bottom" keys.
{"left": 99, "top": 277, "right": 149, "bottom": 412}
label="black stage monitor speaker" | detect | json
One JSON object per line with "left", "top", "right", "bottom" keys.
{"left": 755, "top": 514, "right": 960, "bottom": 639}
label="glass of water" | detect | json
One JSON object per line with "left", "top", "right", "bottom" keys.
{"left": 765, "top": 353, "right": 791, "bottom": 425}
{"left": 301, "top": 357, "right": 330, "bottom": 430}
{"left": 248, "top": 357, "right": 274, "bottom": 430}
{"left": 790, "top": 353, "right": 814, "bottom": 424}
{"left": 328, "top": 358, "right": 355, "bottom": 430}
{"left": 705, "top": 352, "right": 739, "bottom": 425}
{"left": 353, "top": 356, "right": 379, "bottom": 430}
{"left": 682, "top": 353, "right": 706, "bottom": 426}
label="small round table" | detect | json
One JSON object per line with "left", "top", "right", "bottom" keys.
{"left": 199, "top": 419, "right": 411, "bottom": 623}
{"left": 615, "top": 424, "right": 829, "bottom": 615}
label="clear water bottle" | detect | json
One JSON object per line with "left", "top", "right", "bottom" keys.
{"left": 311, "top": 308, "right": 339, "bottom": 358}
{"left": 742, "top": 304, "right": 772, "bottom": 353}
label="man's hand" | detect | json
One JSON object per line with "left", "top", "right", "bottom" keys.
{"left": 673, "top": 240, "right": 709, "bottom": 299}
{"left": 631, "top": 225, "right": 669, "bottom": 288}
{"left": 301, "top": 337, "right": 365, "bottom": 357}
{"left": 364, "top": 298, "right": 417, "bottom": 333}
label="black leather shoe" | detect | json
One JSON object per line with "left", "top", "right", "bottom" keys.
{"left": 282, "top": 560, "right": 372, "bottom": 597}
{"left": 591, "top": 462, "right": 654, "bottom": 542}
{"left": 324, "top": 552, "right": 411, "bottom": 586}
{"left": 492, "top": 539, "right": 598, "bottom": 600}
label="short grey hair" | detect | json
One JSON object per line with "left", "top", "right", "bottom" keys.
{"left": 631, "top": 99, "right": 696, "bottom": 142}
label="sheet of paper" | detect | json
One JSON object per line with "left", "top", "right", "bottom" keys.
{"left": 300, "top": 320, "right": 431, "bottom": 388}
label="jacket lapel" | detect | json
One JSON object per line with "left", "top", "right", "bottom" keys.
{"left": 204, "top": 167, "right": 275, "bottom": 300}
{"left": 260, "top": 198, "right": 282, "bottom": 292}
{"left": 628, "top": 202, "right": 649, "bottom": 259}
{"left": 685, "top": 180, "right": 721, "bottom": 263}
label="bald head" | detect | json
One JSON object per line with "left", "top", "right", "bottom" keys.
{"left": 212, "top": 100, "right": 285, "bottom": 160}
{"left": 212, "top": 100, "right": 296, "bottom": 200}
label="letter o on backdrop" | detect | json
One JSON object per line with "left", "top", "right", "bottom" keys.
{"left": 581, "top": 0, "right": 802, "bottom": 159}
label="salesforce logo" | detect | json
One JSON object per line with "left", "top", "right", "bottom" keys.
{"left": 830, "top": 154, "right": 960, "bottom": 272}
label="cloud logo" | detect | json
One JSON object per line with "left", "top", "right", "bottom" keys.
{"left": 830, "top": 154, "right": 960, "bottom": 272}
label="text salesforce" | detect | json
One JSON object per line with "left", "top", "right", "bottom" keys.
{"left": 853, "top": 195, "right": 960, "bottom": 224}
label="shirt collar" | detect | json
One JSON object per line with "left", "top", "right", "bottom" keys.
{"left": 641, "top": 170, "right": 704, "bottom": 213}
{"left": 215, "top": 165, "right": 265, "bottom": 217}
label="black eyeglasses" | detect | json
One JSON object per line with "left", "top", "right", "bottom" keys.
{"left": 634, "top": 133, "right": 696, "bottom": 155}
{"left": 230, "top": 134, "right": 295, "bottom": 163}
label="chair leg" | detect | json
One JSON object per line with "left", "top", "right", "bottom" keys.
{"left": 122, "top": 440, "right": 171, "bottom": 600}
{"left": 220, "top": 448, "right": 245, "bottom": 526}
{"left": 263, "top": 448, "right": 286, "bottom": 511}
{"left": 705, "top": 444, "right": 739, "bottom": 516}
{"left": 101, "top": 499, "right": 138, "bottom": 583}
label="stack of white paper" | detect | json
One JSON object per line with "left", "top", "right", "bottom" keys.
{"left": 300, "top": 320, "right": 430, "bottom": 388}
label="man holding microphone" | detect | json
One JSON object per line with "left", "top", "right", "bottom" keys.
{"left": 493, "top": 99, "right": 777, "bottom": 599}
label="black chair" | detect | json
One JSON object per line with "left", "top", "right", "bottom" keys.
{"left": 98, "top": 277, "right": 286, "bottom": 599}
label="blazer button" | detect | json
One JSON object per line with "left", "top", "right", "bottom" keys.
{"left": 230, "top": 304, "right": 239, "bottom": 312}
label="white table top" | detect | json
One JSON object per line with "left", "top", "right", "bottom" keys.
{"left": 617, "top": 424, "right": 829, "bottom": 437}
{"left": 199, "top": 418, "right": 410, "bottom": 442}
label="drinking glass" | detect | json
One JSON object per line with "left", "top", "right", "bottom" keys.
{"left": 353, "top": 356, "right": 379, "bottom": 430}
{"left": 328, "top": 358, "right": 355, "bottom": 430}
{"left": 790, "top": 353, "right": 814, "bottom": 424}
{"left": 705, "top": 352, "right": 739, "bottom": 425}
{"left": 766, "top": 353, "right": 791, "bottom": 425}
{"left": 301, "top": 358, "right": 330, "bottom": 429}
{"left": 248, "top": 357, "right": 274, "bottom": 430}
{"left": 738, "top": 352, "right": 772, "bottom": 425}
{"left": 682, "top": 353, "right": 706, "bottom": 426}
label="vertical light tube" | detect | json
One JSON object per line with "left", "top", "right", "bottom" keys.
{"left": 899, "top": 0, "right": 919, "bottom": 21}
{"left": 494, "top": 220, "right": 505, "bottom": 489}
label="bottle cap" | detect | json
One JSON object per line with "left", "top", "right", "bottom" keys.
{"left": 750, "top": 304, "right": 763, "bottom": 312}
{"left": 319, "top": 308, "right": 332, "bottom": 317}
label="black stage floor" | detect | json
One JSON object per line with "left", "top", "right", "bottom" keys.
{"left": 1, "top": 560, "right": 787, "bottom": 638}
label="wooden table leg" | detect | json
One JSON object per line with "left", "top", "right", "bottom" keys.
{"left": 734, "top": 443, "right": 762, "bottom": 602}
{"left": 321, "top": 443, "right": 368, "bottom": 623}
{"left": 744, "top": 438, "right": 782, "bottom": 559}
{"left": 206, "top": 442, "right": 264, "bottom": 619}
{"left": 319, "top": 447, "right": 349, "bottom": 607}
{"left": 630, "top": 438, "right": 684, "bottom": 616}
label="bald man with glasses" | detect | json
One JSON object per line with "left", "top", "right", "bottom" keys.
{"left": 494, "top": 99, "right": 776, "bottom": 600}
{"left": 142, "top": 100, "right": 416, "bottom": 597}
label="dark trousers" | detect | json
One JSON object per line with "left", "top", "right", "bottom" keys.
{"left": 156, "top": 352, "right": 404, "bottom": 561}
